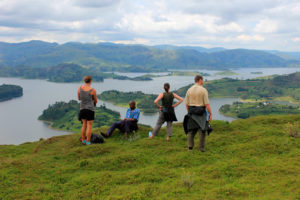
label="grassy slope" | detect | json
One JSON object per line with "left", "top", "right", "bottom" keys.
{"left": 0, "top": 114, "right": 300, "bottom": 199}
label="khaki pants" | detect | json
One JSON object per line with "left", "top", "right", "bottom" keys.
{"left": 152, "top": 111, "right": 172, "bottom": 136}
{"left": 188, "top": 130, "right": 206, "bottom": 150}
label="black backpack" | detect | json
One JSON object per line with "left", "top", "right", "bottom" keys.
{"left": 90, "top": 133, "right": 104, "bottom": 144}
{"left": 79, "top": 133, "right": 104, "bottom": 144}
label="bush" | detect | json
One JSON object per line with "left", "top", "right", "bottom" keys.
{"left": 285, "top": 122, "right": 300, "bottom": 138}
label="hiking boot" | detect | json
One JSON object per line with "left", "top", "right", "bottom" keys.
{"left": 101, "top": 132, "right": 109, "bottom": 138}
{"left": 199, "top": 148, "right": 205, "bottom": 152}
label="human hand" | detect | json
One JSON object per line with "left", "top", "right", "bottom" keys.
{"left": 209, "top": 115, "right": 212, "bottom": 121}
{"left": 159, "top": 106, "right": 163, "bottom": 110}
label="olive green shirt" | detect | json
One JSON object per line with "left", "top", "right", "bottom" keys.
{"left": 185, "top": 84, "right": 209, "bottom": 106}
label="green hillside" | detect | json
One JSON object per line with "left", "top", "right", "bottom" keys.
{"left": 220, "top": 102, "right": 300, "bottom": 119}
{"left": 39, "top": 100, "right": 120, "bottom": 132}
{"left": 100, "top": 90, "right": 158, "bottom": 113}
{"left": 0, "top": 114, "right": 299, "bottom": 199}
{"left": 0, "top": 40, "right": 299, "bottom": 70}
{"left": 0, "top": 63, "right": 154, "bottom": 82}
{"left": 176, "top": 72, "right": 300, "bottom": 103}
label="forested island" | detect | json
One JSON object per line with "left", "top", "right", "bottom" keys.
{"left": 100, "top": 90, "right": 158, "bottom": 114}
{"left": 176, "top": 72, "right": 300, "bottom": 103}
{"left": 39, "top": 100, "right": 120, "bottom": 132}
{"left": 0, "top": 64, "right": 154, "bottom": 83}
{"left": 219, "top": 102, "right": 300, "bottom": 119}
{"left": 0, "top": 84, "right": 23, "bottom": 102}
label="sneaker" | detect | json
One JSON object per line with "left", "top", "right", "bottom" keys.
{"left": 86, "top": 141, "right": 91, "bottom": 145}
{"left": 82, "top": 139, "right": 86, "bottom": 145}
{"left": 101, "top": 132, "right": 109, "bottom": 138}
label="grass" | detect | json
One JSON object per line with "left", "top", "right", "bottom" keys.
{"left": 0, "top": 114, "right": 300, "bottom": 199}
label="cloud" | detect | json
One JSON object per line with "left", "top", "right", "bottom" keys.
{"left": 0, "top": 0, "right": 299, "bottom": 51}
{"left": 237, "top": 34, "right": 265, "bottom": 41}
{"left": 254, "top": 19, "right": 278, "bottom": 33}
{"left": 294, "top": 37, "right": 300, "bottom": 42}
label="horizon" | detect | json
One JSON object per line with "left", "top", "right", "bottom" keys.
{"left": 1, "top": 0, "right": 300, "bottom": 51}
{"left": 1, "top": 39, "right": 300, "bottom": 53}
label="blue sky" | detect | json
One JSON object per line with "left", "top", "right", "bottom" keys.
{"left": 0, "top": 0, "right": 300, "bottom": 51}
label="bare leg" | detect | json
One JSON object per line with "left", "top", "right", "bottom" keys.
{"left": 81, "top": 119, "right": 87, "bottom": 141}
{"left": 86, "top": 120, "right": 93, "bottom": 142}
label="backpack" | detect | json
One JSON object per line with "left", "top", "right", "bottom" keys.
{"left": 79, "top": 133, "right": 104, "bottom": 144}
{"left": 90, "top": 133, "right": 104, "bottom": 144}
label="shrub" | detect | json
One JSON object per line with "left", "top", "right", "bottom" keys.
{"left": 285, "top": 122, "right": 300, "bottom": 138}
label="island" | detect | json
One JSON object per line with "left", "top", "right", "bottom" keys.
{"left": 251, "top": 72, "right": 263, "bottom": 74}
{"left": 175, "top": 72, "right": 300, "bottom": 104}
{"left": 214, "top": 70, "right": 239, "bottom": 76}
{"left": 219, "top": 101, "right": 300, "bottom": 119}
{"left": 0, "top": 64, "right": 154, "bottom": 83}
{"left": 39, "top": 100, "right": 120, "bottom": 132}
{"left": 169, "top": 71, "right": 210, "bottom": 76}
{"left": 0, "top": 84, "right": 23, "bottom": 102}
{"left": 100, "top": 90, "right": 158, "bottom": 114}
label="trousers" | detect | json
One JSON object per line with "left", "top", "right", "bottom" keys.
{"left": 188, "top": 129, "right": 206, "bottom": 150}
{"left": 152, "top": 111, "right": 173, "bottom": 136}
{"left": 107, "top": 120, "right": 136, "bottom": 135}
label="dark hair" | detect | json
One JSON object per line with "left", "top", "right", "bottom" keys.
{"left": 194, "top": 75, "right": 203, "bottom": 83}
{"left": 84, "top": 76, "right": 92, "bottom": 83}
{"left": 164, "top": 83, "right": 170, "bottom": 93}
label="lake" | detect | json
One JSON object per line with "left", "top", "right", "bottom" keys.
{"left": 0, "top": 67, "right": 299, "bottom": 145}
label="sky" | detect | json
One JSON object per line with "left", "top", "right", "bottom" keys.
{"left": 0, "top": 0, "right": 300, "bottom": 51}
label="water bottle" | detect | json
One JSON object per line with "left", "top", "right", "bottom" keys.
{"left": 148, "top": 131, "right": 152, "bottom": 137}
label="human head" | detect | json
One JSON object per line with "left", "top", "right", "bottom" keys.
{"left": 164, "top": 83, "right": 170, "bottom": 92}
{"left": 129, "top": 100, "right": 136, "bottom": 110}
{"left": 194, "top": 75, "right": 203, "bottom": 85}
{"left": 84, "top": 76, "right": 92, "bottom": 84}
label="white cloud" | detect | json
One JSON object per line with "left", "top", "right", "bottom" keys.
{"left": 237, "top": 34, "right": 265, "bottom": 41}
{"left": 116, "top": 13, "right": 243, "bottom": 34}
{"left": 254, "top": 19, "right": 278, "bottom": 33}
{"left": 293, "top": 37, "right": 300, "bottom": 42}
{"left": 0, "top": 0, "right": 300, "bottom": 51}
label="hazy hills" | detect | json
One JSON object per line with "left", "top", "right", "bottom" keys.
{"left": 0, "top": 40, "right": 299, "bottom": 71}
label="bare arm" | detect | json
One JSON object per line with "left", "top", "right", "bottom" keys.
{"left": 172, "top": 93, "right": 183, "bottom": 108}
{"left": 154, "top": 93, "right": 164, "bottom": 110}
{"left": 77, "top": 87, "right": 81, "bottom": 100}
{"left": 205, "top": 104, "right": 212, "bottom": 121}
{"left": 92, "top": 89, "right": 98, "bottom": 104}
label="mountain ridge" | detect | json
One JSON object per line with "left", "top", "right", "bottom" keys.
{"left": 0, "top": 40, "right": 299, "bottom": 71}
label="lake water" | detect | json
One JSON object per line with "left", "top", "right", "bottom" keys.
{"left": 0, "top": 67, "right": 299, "bottom": 145}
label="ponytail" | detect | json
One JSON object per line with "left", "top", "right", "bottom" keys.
{"left": 164, "top": 83, "right": 170, "bottom": 93}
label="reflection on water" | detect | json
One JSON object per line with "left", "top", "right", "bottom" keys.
{"left": 0, "top": 67, "right": 299, "bottom": 144}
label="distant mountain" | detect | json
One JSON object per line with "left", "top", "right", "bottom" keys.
{"left": 152, "top": 45, "right": 226, "bottom": 53}
{"left": 0, "top": 40, "right": 299, "bottom": 71}
{"left": 267, "top": 50, "right": 300, "bottom": 61}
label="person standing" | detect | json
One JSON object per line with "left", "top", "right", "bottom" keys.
{"left": 185, "top": 75, "right": 212, "bottom": 152}
{"left": 78, "top": 76, "right": 97, "bottom": 145}
{"left": 149, "top": 83, "right": 183, "bottom": 141}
